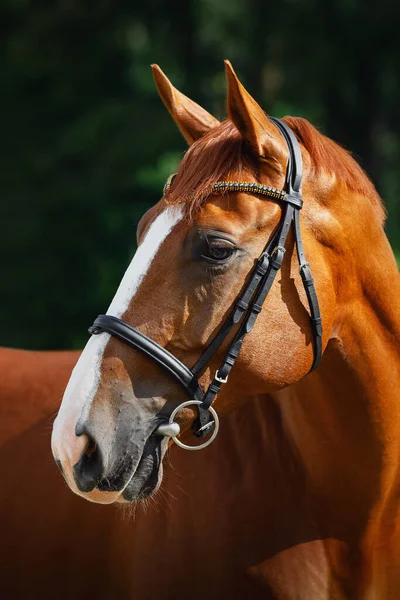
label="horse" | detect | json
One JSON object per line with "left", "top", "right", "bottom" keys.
{"left": 51, "top": 61, "right": 400, "bottom": 598}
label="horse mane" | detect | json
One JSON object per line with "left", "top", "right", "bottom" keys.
{"left": 166, "top": 117, "right": 386, "bottom": 223}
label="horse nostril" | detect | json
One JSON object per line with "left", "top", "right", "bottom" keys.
{"left": 73, "top": 431, "right": 104, "bottom": 493}
{"left": 84, "top": 438, "right": 97, "bottom": 458}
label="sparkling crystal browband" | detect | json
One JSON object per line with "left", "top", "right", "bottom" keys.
{"left": 163, "top": 173, "right": 286, "bottom": 202}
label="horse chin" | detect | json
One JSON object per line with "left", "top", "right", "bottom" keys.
{"left": 119, "top": 435, "right": 166, "bottom": 503}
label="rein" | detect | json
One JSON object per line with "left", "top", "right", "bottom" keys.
{"left": 89, "top": 117, "right": 322, "bottom": 450}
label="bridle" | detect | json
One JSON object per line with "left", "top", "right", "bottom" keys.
{"left": 88, "top": 118, "right": 322, "bottom": 450}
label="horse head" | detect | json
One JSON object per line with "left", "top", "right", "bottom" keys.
{"left": 52, "top": 61, "right": 380, "bottom": 504}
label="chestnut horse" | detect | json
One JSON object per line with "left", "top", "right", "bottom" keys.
{"left": 52, "top": 61, "right": 400, "bottom": 598}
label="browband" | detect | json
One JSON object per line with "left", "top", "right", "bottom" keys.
{"left": 163, "top": 174, "right": 303, "bottom": 209}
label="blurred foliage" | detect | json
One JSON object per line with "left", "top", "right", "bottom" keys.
{"left": 1, "top": 0, "right": 399, "bottom": 349}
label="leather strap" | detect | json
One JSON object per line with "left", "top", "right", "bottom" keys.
{"left": 268, "top": 116, "right": 303, "bottom": 195}
{"left": 89, "top": 315, "right": 204, "bottom": 401}
{"left": 191, "top": 252, "right": 270, "bottom": 377}
{"left": 294, "top": 209, "right": 323, "bottom": 370}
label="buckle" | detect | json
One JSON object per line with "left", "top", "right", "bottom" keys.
{"left": 300, "top": 262, "right": 310, "bottom": 273}
{"left": 270, "top": 245, "right": 286, "bottom": 258}
{"left": 255, "top": 252, "right": 269, "bottom": 274}
{"left": 88, "top": 325, "right": 102, "bottom": 335}
{"left": 215, "top": 370, "right": 228, "bottom": 384}
{"left": 269, "top": 245, "right": 286, "bottom": 268}
{"left": 194, "top": 421, "right": 214, "bottom": 438}
{"left": 300, "top": 262, "right": 314, "bottom": 286}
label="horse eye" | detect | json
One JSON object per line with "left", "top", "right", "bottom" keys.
{"left": 201, "top": 239, "right": 236, "bottom": 264}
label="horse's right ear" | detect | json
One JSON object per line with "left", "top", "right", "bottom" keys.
{"left": 224, "top": 60, "right": 286, "bottom": 167}
{"left": 151, "top": 64, "right": 219, "bottom": 146}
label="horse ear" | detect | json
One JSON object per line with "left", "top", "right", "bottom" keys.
{"left": 151, "top": 64, "right": 220, "bottom": 145}
{"left": 224, "top": 60, "right": 286, "bottom": 165}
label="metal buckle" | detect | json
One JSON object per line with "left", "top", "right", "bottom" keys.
{"left": 270, "top": 245, "right": 286, "bottom": 258}
{"left": 214, "top": 370, "right": 228, "bottom": 384}
{"left": 258, "top": 251, "right": 270, "bottom": 261}
{"left": 299, "top": 261, "right": 310, "bottom": 273}
{"left": 195, "top": 421, "right": 214, "bottom": 435}
{"left": 162, "top": 400, "right": 220, "bottom": 451}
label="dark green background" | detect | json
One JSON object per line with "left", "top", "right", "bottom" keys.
{"left": 1, "top": 0, "right": 398, "bottom": 349}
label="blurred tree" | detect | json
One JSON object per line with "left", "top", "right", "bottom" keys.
{"left": 0, "top": 0, "right": 398, "bottom": 349}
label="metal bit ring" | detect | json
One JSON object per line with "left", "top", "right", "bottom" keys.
{"left": 169, "top": 400, "right": 219, "bottom": 451}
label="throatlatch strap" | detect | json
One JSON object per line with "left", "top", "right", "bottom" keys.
{"left": 294, "top": 210, "right": 323, "bottom": 370}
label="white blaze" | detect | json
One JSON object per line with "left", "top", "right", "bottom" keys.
{"left": 107, "top": 205, "right": 183, "bottom": 318}
{"left": 52, "top": 205, "right": 184, "bottom": 463}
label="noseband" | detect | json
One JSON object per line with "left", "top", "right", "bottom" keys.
{"left": 89, "top": 118, "right": 322, "bottom": 450}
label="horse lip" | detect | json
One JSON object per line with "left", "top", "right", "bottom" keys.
{"left": 94, "top": 418, "right": 166, "bottom": 497}
{"left": 118, "top": 433, "right": 164, "bottom": 497}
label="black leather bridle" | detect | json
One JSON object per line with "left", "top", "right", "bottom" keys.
{"left": 88, "top": 118, "right": 322, "bottom": 449}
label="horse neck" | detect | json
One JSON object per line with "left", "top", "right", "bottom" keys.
{"left": 278, "top": 204, "right": 400, "bottom": 539}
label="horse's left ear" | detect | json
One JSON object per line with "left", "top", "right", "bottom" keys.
{"left": 151, "top": 64, "right": 220, "bottom": 145}
{"left": 225, "top": 60, "right": 286, "bottom": 167}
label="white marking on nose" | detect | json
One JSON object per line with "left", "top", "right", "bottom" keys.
{"left": 52, "top": 205, "right": 184, "bottom": 476}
